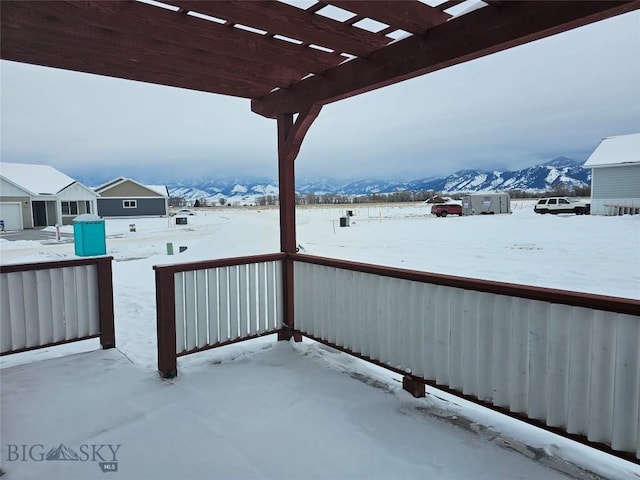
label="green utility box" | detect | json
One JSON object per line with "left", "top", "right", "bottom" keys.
{"left": 73, "top": 214, "right": 107, "bottom": 256}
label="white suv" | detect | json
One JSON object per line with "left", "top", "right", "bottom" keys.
{"left": 534, "top": 197, "right": 590, "bottom": 215}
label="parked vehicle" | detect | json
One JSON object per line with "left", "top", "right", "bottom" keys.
{"left": 534, "top": 197, "right": 590, "bottom": 215}
{"left": 431, "top": 203, "right": 462, "bottom": 217}
{"left": 171, "top": 209, "right": 195, "bottom": 216}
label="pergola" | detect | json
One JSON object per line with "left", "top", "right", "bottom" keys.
{"left": 3, "top": 0, "right": 636, "bottom": 334}
{"left": 3, "top": 1, "right": 640, "bottom": 460}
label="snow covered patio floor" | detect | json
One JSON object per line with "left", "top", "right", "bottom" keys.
{"left": 2, "top": 339, "right": 635, "bottom": 480}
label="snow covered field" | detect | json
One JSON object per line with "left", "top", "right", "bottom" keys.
{"left": 1, "top": 201, "right": 639, "bottom": 479}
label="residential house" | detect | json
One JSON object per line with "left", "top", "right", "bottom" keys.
{"left": 95, "top": 177, "right": 169, "bottom": 217}
{"left": 584, "top": 133, "right": 640, "bottom": 215}
{"left": 0, "top": 162, "right": 98, "bottom": 230}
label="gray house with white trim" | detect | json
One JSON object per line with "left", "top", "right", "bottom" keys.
{"left": 0, "top": 162, "right": 98, "bottom": 230}
{"left": 95, "top": 177, "right": 169, "bottom": 217}
{"left": 584, "top": 133, "right": 640, "bottom": 216}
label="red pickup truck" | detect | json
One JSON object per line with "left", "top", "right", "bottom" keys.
{"left": 431, "top": 203, "right": 463, "bottom": 217}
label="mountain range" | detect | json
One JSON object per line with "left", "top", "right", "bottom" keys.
{"left": 165, "top": 156, "right": 590, "bottom": 203}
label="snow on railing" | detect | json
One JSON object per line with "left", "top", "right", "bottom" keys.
{"left": 154, "top": 253, "right": 285, "bottom": 378}
{"left": 0, "top": 257, "right": 115, "bottom": 355}
{"left": 291, "top": 254, "right": 640, "bottom": 460}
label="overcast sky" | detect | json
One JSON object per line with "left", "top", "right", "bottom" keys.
{"left": 1, "top": 9, "right": 638, "bottom": 183}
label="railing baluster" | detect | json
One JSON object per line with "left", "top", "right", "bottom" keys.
{"left": 258, "top": 262, "right": 267, "bottom": 333}
{"left": 35, "top": 270, "right": 53, "bottom": 345}
{"left": 612, "top": 314, "right": 640, "bottom": 452}
{"left": 183, "top": 271, "right": 196, "bottom": 351}
{"left": 196, "top": 269, "right": 208, "bottom": 347}
{"left": 510, "top": 298, "right": 530, "bottom": 413}
{"left": 476, "top": 292, "right": 494, "bottom": 401}
{"left": 434, "top": 285, "right": 450, "bottom": 386}
{"left": 239, "top": 264, "right": 249, "bottom": 337}
{"left": 492, "top": 295, "right": 511, "bottom": 407}
{"left": 51, "top": 268, "right": 65, "bottom": 343}
{"left": 0, "top": 272, "right": 12, "bottom": 352}
{"left": 249, "top": 263, "right": 258, "bottom": 335}
{"left": 461, "top": 290, "right": 478, "bottom": 396}
{"left": 207, "top": 268, "right": 220, "bottom": 343}
{"left": 219, "top": 267, "right": 230, "bottom": 341}
{"left": 175, "top": 272, "right": 186, "bottom": 353}
{"left": 275, "top": 260, "right": 284, "bottom": 331}
{"left": 449, "top": 288, "right": 463, "bottom": 391}
{"left": 567, "top": 307, "right": 592, "bottom": 436}
{"left": 8, "top": 272, "right": 26, "bottom": 350}
{"left": 422, "top": 284, "right": 436, "bottom": 380}
{"left": 528, "top": 301, "right": 549, "bottom": 421}
{"left": 547, "top": 304, "right": 571, "bottom": 428}
{"left": 588, "top": 311, "right": 617, "bottom": 444}
{"left": 62, "top": 267, "right": 79, "bottom": 340}
{"left": 75, "top": 266, "right": 90, "bottom": 338}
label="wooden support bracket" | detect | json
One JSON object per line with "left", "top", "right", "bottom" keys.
{"left": 403, "top": 376, "right": 426, "bottom": 398}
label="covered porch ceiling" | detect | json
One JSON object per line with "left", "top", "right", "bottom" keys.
{"left": 1, "top": 1, "right": 638, "bottom": 120}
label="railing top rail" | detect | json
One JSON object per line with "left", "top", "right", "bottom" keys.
{"left": 153, "top": 252, "right": 286, "bottom": 274}
{"left": 0, "top": 256, "right": 113, "bottom": 274}
{"left": 291, "top": 253, "right": 640, "bottom": 316}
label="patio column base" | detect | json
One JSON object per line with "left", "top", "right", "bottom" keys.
{"left": 278, "top": 329, "right": 302, "bottom": 342}
{"left": 403, "top": 376, "right": 425, "bottom": 398}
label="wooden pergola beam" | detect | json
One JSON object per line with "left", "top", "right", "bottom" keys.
{"left": 325, "top": 1, "right": 450, "bottom": 34}
{"left": 252, "top": 1, "right": 639, "bottom": 117}
{"left": 173, "top": 0, "right": 390, "bottom": 56}
{"left": 2, "top": 17, "right": 304, "bottom": 97}
{"left": 0, "top": 1, "right": 343, "bottom": 90}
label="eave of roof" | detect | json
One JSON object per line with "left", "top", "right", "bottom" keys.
{"left": 584, "top": 133, "right": 640, "bottom": 167}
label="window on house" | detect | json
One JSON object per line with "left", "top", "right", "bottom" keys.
{"left": 85, "top": 201, "right": 91, "bottom": 214}
{"left": 61, "top": 201, "right": 79, "bottom": 215}
{"left": 123, "top": 200, "right": 137, "bottom": 209}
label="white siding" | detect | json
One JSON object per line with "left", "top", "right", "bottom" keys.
{"left": 591, "top": 165, "right": 640, "bottom": 199}
{"left": 590, "top": 164, "right": 640, "bottom": 215}
{"left": 0, "top": 177, "right": 31, "bottom": 197}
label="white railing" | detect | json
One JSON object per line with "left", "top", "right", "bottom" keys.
{"left": 293, "top": 255, "right": 640, "bottom": 458}
{"left": 155, "top": 254, "right": 285, "bottom": 377}
{"left": 0, "top": 257, "right": 115, "bottom": 354}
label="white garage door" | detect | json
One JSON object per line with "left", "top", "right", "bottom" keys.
{"left": 0, "top": 202, "right": 23, "bottom": 231}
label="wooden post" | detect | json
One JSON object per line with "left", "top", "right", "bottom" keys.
{"left": 97, "top": 257, "right": 115, "bottom": 349}
{"left": 155, "top": 267, "right": 177, "bottom": 378}
{"left": 276, "top": 106, "right": 322, "bottom": 342}
{"left": 277, "top": 113, "right": 298, "bottom": 341}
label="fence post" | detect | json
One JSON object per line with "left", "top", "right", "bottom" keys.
{"left": 97, "top": 257, "right": 115, "bottom": 349}
{"left": 155, "top": 266, "right": 177, "bottom": 378}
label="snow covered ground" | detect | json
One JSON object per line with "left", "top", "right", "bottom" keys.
{"left": 1, "top": 201, "right": 639, "bottom": 479}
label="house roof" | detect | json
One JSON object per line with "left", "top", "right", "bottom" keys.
{"left": 1, "top": 1, "right": 637, "bottom": 119}
{"left": 145, "top": 185, "right": 170, "bottom": 197}
{"left": 94, "top": 177, "right": 169, "bottom": 197}
{"left": 584, "top": 133, "right": 640, "bottom": 167}
{"left": 0, "top": 162, "right": 76, "bottom": 196}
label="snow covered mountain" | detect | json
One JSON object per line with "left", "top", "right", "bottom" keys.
{"left": 164, "top": 157, "right": 589, "bottom": 203}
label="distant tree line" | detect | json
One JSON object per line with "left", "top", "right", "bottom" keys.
{"left": 173, "top": 184, "right": 591, "bottom": 207}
